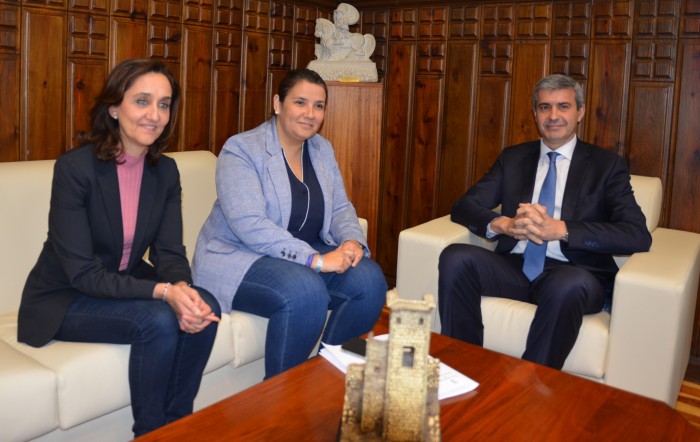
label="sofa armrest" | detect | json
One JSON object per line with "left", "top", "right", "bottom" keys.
{"left": 396, "top": 215, "right": 496, "bottom": 330}
{"left": 605, "top": 227, "right": 700, "bottom": 405}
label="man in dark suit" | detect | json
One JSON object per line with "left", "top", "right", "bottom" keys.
{"left": 438, "top": 74, "right": 652, "bottom": 369}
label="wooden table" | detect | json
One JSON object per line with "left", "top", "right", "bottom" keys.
{"left": 138, "top": 321, "right": 699, "bottom": 441}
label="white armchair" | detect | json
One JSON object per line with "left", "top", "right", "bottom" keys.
{"left": 396, "top": 175, "right": 700, "bottom": 406}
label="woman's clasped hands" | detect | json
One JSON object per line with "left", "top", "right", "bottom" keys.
{"left": 159, "top": 282, "right": 220, "bottom": 334}
{"left": 316, "top": 240, "right": 363, "bottom": 274}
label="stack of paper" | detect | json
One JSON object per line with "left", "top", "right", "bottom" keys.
{"left": 320, "top": 336, "right": 478, "bottom": 400}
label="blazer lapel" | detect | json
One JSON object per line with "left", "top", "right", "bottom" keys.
{"left": 129, "top": 160, "right": 156, "bottom": 269}
{"left": 95, "top": 157, "right": 123, "bottom": 256}
{"left": 520, "top": 142, "right": 541, "bottom": 204}
{"left": 561, "top": 141, "right": 591, "bottom": 220}
{"left": 266, "top": 120, "right": 293, "bottom": 228}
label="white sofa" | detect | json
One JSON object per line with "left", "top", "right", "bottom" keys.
{"left": 0, "top": 150, "right": 369, "bottom": 442}
{"left": 396, "top": 175, "right": 700, "bottom": 406}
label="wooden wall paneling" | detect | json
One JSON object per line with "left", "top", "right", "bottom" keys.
{"left": 149, "top": 0, "right": 182, "bottom": 22}
{"left": 66, "top": 59, "right": 107, "bottom": 148}
{"left": 552, "top": 0, "right": 591, "bottom": 39}
{"left": 437, "top": 41, "right": 477, "bottom": 216}
{"left": 240, "top": 0, "right": 269, "bottom": 131}
{"left": 110, "top": 17, "right": 147, "bottom": 66}
{"left": 0, "top": 3, "right": 20, "bottom": 162}
{"left": 585, "top": 41, "right": 631, "bottom": 153}
{"left": 111, "top": 0, "right": 147, "bottom": 19}
{"left": 625, "top": 34, "right": 677, "bottom": 190}
{"left": 472, "top": 77, "right": 510, "bottom": 186}
{"left": 215, "top": 0, "right": 243, "bottom": 28}
{"left": 212, "top": 0, "right": 242, "bottom": 152}
{"left": 408, "top": 75, "right": 444, "bottom": 228}
{"left": 23, "top": 0, "right": 65, "bottom": 9}
{"left": 180, "top": 25, "right": 213, "bottom": 151}
{"left": 515, "top": 1, "right": 551, "bottom": 39}
{"left": 211, "top": 63, "right": 241, "bottom": 153}
{"left": 318, "top": 82, "right": 383, "bottom": 253}
{"left": 147, "top": 18, "right": 182, "bottom": 148}
{"left": 508, "top": 41, "right": 548, "bottom": 146}
{"left": 377, "top": 40, "right": 415, "bottom": 276}
{"left": 549, "top": 39, "right": 589, "bottom": 140}
{"left": 508, "top": 3, "right": 550, "bottom": 146}
{"left": 211, "top": 0, "right": 242, "bottom": 149}
{"left": 240, "top": 31, "right": 268, "bottom": 130}
{"left": 291, "top": 3, "right": 316, "bottom": 68}
{"left": 474, "top": 23, "right": 513, "bottom": 185}
{"left": 592, "top": 0, "right": 634, "bottom": 38}
{"left": 361, "top": 9, "right": 388, "bottom": 79}
{"left": 0, "top": 53, "right": 19, "bottom": 162}
{"left": 69, "top": 0, "right": 108, "bottom": 14}
{"left": 184, "top": 0, "right": 213, "bottom": 24}
{"left": 66, "top": 9, "right": 109, "bottom": 148}
{"left": 680, "top": 0, "right": 700, "bottom": 37}
{"left": 625, "top": 82, "right": 673, "bottom": 183}
{"left": 266, "top": 27, "right": 290, "bottom": 115}
{"left": 669, "top": 41, "right": 700, "bottom": 234}
{"left": 21, "top": 8, "right": 67, "bottom": 160}
{"left": 671, "top": 40, "right": 700, "bottom": 357}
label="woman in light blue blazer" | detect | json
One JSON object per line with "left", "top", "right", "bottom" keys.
{"left": 192, "top": 69, "right": 386, "bottom": 377}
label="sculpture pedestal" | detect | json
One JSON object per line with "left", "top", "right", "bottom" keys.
{"left": 308, "top": 60, "right": 378, "bottom": 82}
{"left": 318, "top": 82, "right": 383, "bottom": 253}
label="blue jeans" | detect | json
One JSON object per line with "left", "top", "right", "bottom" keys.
{"left": 233, "top": 242, "right": 386, "bottom": 378}
{"left": 54, "top": 287, "right": 220, "bottom": 437}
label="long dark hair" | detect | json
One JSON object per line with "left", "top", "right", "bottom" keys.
{"left": 81, "top": 58, "right": 180, "bottom": 164}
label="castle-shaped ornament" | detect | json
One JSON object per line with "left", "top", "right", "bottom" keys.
{"left": 307, "top": 3, "right": 378, "bottom": 82}
{"left": 339, "top": 292, "right": 441, "bottom": 441}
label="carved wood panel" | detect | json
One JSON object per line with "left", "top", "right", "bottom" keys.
{"left": 211, "top": 64, "right": 241, "bottom": 153}
{"left": 66, "top": 59, "right": 107, "bottom": 148}
{"left": 472, "top": 78, "right": 510, "bottom": 186}
{"left": 0, "top": 4, "right": 19, "bottom": 161}
{"left": 437, "top": 41, "right": 477, "bottom": 215}
{"left": 508, "top": 41, "right": 548, "bottom": 146}
{"left": 585, "top": 41, "right": 630, "bottom": 153}
{"left": 181, "top": 25, "right": 213, "bottom": 151}
{"left": 21, "top": 8, "right": 66, "bottom": 160}
{"left": 241, "top": 31, "right": 267, "bottom": 131}
{"left": 110, "top": 17, "right": 147, "bottom": 65}
{"left": 407, "top": 76, "right": 443, "bottom": 227}
{"left": 377, "top": 41, "right": 415, "bottom": 275}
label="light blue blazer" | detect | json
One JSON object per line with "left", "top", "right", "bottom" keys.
{"left": 192, "top": 117, "right": 368, "bottom": 312}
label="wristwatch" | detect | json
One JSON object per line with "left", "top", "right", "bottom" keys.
{"left": 561, "top": 231, "right": 569, "bottom": 243}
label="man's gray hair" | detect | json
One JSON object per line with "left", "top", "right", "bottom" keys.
{"left": 532, "top": 74, "right": 585, "bottom": 110}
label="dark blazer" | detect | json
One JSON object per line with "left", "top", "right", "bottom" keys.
{"left": 18, "top": 144, "right": 192, "bottom": 347}
{"left": 451, "top": 139, "right": 652, "bottom": 281}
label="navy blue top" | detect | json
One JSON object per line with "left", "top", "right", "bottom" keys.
{"left": 284, "top": 141, "right": 324, "bottom": 244}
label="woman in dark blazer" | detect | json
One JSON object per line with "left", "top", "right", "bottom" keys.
{"left": 17, "top": 58, "right": 220, "bottom": 437}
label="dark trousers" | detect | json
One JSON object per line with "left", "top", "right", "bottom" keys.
{"left": 55, "top": 288, "right": 220, "bottom": 437}
{"left": 438, "top": 244, "right": 608, "bottom": 369}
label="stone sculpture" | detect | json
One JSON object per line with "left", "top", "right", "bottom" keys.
{"left": 307, "top": 3, "right": 378, "bottom": 82}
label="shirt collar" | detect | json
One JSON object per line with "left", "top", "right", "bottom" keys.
{"left": 539, "top": 135, "right": 577, "bottom": 161}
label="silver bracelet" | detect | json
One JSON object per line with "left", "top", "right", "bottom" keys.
{"left": 162, "top": 282, "right": 170, "bottom": 302}
{"left": 314, "top": 255, "right": 323, "bottom": 273}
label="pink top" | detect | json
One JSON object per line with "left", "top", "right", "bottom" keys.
{"left": 117, "top": 153, "right": 145, "bottom": 271}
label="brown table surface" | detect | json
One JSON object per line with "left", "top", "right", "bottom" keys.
{"left": 138, "top": 317, "right": 700, "bottom": 441}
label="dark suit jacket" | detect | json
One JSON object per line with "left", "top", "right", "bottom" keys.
{"left": 451, "top": 139, "right": 652, "bottom": 281}
{"left": 18, "top": 144, "right": 192, "bottom": 347}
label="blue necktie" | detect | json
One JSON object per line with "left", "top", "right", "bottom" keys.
{"left": 522, "top": 151, "right": 559, "bottom": 281}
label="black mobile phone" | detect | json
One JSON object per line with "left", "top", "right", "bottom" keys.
{"left": 341, "top": 337, "right": 366, "bottom": 357}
